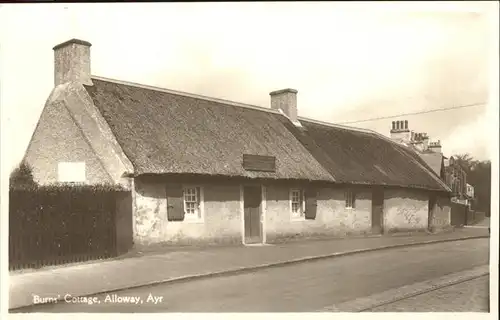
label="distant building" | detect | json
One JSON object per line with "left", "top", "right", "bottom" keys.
{"left": 390, "top": 120, "right": 446, "bottom": 181}
{"left": 466, "top": 183, "right": 475, "bottom": 198}
{"left": 444, "top": 156, "right": 468, "bottom": 204}
{"left": 466, "top": 183, "right": 475, "bottom": 209}
{"left": 389, "top": 120, "right": 468, "bottom": 205}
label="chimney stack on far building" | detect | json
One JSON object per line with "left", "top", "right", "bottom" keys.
{"left": 270, "top": 88, "right": 298, "bottom": 124}
{"left": 428, "top": 140, "right": 442, "bottom": 153}
{"left": 413, "top": 132, "right": 431, "bottom": 152}
{"left": 390, "top": 119, "right": 410, "bottom": 143}
{"left": 53, "top": 38, "right": 93, "bottom": 86}
{"left": 421, "top": 133, "right": 429, "bottom": 151}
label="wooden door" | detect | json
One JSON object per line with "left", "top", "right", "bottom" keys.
{"left": 304, "top": 189, "right": 317, "bottom": 220}
{"left": 244, "top": 186, "right": 262, "bottom": 244}
{"left": 166, "top": 183, "right": 185, "bottom": 221}
{"left": 371, "top": 188, "right": 384, "bottom": 234}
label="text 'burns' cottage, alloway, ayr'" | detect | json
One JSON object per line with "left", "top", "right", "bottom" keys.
{"left": 23, "top": 39, "right": 453, "bottom": 246}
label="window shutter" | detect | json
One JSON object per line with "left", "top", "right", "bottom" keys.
{"left": 352, "top": 191, "right": 356, "bottom": 209}
{"left": 305, "top": 189, "right": 317, "bottom": 220}
{"left": 196, "top": 187, "right": 201, "bottom": 219}
{"left": 166, "top": 183, "right": 184, "bottom": 221}
{"left": 301, "top": 190, "right": 306, "bottom": 215}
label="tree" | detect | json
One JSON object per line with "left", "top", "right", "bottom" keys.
{"left": 453, "top": 153, "right": 491, "bottom": 217}
{"left": 9, "top": 161, "right": 37, "bottom": 189}
{"left": 453, "top": 153, "right": 476, "bottom": 173}
{"left": 469, "top": 160, "right": 492, "bottom": 217}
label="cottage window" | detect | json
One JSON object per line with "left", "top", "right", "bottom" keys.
{"left": 345, "top": 189, "right": 356, "bottom": 209}
{"left": 183, "top": 186, "right": 203, "bottom": 221}
{"left": 290, "top": 189, "right": 305, "bottom": 220}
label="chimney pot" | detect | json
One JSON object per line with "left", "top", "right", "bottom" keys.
{"left": 53, "top": 38, "right": 93, "bottom": 86}
{"left": 404, "top": 120, "right": 408, "bottom": 130}
{"left": 390, "top": 120, "right": 411, "bottom": 143}
{"left": 270, "top": 88, "right": 298, "bottom": 123}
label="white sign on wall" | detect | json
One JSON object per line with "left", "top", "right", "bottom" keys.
{"left": 57, "top": 162, "right": 86, "bottom": 183}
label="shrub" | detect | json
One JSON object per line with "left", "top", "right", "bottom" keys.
{"left": 9, "top": 161, "right": 37, "bottom": 189}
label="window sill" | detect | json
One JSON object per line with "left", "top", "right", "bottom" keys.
{"left": 291, "top": 216, "right": 306, "bottom": 222}
{"left": 183, "top": 217, "right": 205, "bottom": 224}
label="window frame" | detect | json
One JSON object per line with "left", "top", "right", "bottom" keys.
{"left": 290, "top": 188, "right": 306, "bottom": 221}
{"left": 345, "top": 189, "right": 356, "bottom": 209}
{"left": 182, "top": 185, "right": 204, "bottom": 223}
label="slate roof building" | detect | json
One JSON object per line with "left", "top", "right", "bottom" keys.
{"left": 24, "top": 39, "right": 453, "bottom": 245}
{"left": 444, "top": 156, "right": 469, "bottom": 204}
{"left": 389, "top": 120, "right": 471, "bottom": 206}
{"left": 389, "top": 121, "right": 447, "bottom": 181}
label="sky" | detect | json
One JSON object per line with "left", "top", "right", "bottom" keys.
{"left": 0, "top": 2, "right": 498, "bottom": 177}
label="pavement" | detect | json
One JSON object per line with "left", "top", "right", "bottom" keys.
{"left": 11, "top": 237, "right": 490, "bottom": 312}
{"left": 9, "top": 227, "right": 489, "bottom": 311}
{"left": 469, "top": 216, "right": 490, "bottom": 227}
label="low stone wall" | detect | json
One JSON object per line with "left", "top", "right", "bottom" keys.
{"left": 451, "top": 202, "right": 468, "bottom": 227}
{"left": 430, "top": 196, "right": 452, "bottom": 232}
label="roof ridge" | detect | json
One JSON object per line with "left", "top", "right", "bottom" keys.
{"left": 297, "top": 116, "right": 376, "bottom": 134}
{"left": 299, "top": 116, "right": 413, "bottom": 147}
{"left": 91, "top": 75, "right": 380, "bottom": 135}
{"left": 299, "top": 116, "right": 449, "bottom": 191}
{"left": 90, "top": 75, "right": 282, "bottom": 115}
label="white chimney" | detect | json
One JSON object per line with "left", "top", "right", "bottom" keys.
{"left": 53, "top": 39, "right": 93, "bottom": 86}
{"left": 390, "top": 119, "right": 410, "bottom": 143}
{"left": 428, "top": 140, "right": 442, "bottom": 153}
{"left": 270, "top": 89, "right": 298, "bottom": 123}
{"left": 422, "top": 133, "right": 429, "bottom": 151}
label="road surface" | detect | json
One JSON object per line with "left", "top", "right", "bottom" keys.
{"left": 368, "top": 274, "right": 489, "bottom": 312}
{"left": 13, "top": 238, "right": 490, "bottom": 313}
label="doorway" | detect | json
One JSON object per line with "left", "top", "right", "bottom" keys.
{"left": 372, "top": 188, "right": 384, "bottom": 234}
{"left": 244, "top": 185, "right": 262, "bottom": 244}
{"left": 428, "top": 195, "right": 437, "bottom": 230}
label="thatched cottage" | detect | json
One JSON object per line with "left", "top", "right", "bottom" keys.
{"left": 24, "top": 39, "right": 453, "bottom": 245}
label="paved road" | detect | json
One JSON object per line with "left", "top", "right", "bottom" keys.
{"left": 368, "top": 275, "right": 489, "bottom": 312}
{"left": 14, "top": 238, "right": 489, "bottom": 313}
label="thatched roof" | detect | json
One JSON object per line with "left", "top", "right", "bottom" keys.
{"left": 84, "top": 77, "right": 449, "bottom": 192}
{"left": 278, "top": 117, "right": 450, "bottom": 192}
{"left": 83, "top": 78, "right": 333, "bottom": 181}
